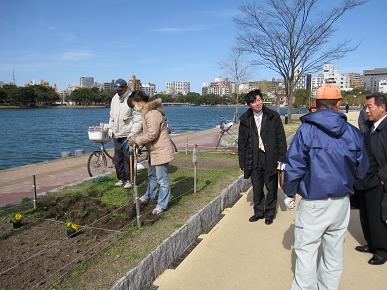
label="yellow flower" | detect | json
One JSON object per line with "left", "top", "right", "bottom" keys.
{"left": 71, "top": 223, "right": 78, "bottom": 231}
{"left": 66, "top": 221, "right": 78, "bottom": 231}
{"left": 15, "top": 213, "right": 23, "bottom": 222}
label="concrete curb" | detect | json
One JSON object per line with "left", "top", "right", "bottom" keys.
{"left": 111, "top": 175, "right": 251, "bottom": 290}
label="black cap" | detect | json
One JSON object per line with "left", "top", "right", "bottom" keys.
{"left": 114, "top": 79, "right": 127, "bottom": 90}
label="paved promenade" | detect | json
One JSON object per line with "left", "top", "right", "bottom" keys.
{"left": 0, "top": 128, "right": 221, "bottom": 206}
{"left": 154, "top": 111, "right": 387, "bottom": 290}
{"left": 154, "top": 190, "right": 387, "bottom": 290}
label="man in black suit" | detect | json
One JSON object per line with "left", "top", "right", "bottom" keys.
{"left": 356, "top": 94, "right": 387, "bottom": 265}
{"left": 238, "top": 89, "right": 287, "bottom": 224}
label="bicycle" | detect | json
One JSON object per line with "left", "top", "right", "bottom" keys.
{"left": 87, "top": 121, "right": 177, "bottom": 177}
{"left": 87, "top": 124, "right": 113, "bottom": 177}
{"left": 215, "top": 118, "right": 238, "bottom": 150}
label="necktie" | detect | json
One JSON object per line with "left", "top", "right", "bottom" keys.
{"left": 256, "top": 116, "right": 265, "bottom": 152}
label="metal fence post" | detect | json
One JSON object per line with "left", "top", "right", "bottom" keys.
{"left": 192, "top": 144, "right": 197, "bottom": 193}
{"left": 32, "top": 175, "right": 37, "bottom": 209}
{"left": 133, "top": 146, "right": 141, "bottom": 228}
{"left": 185, "top": 137, "right": 189, "bottom": 155}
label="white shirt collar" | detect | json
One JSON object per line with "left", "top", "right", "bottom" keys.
{"left": 253, "top": 110, "right": 263, "bottom": 117}
{"left": 373, "top": 114, "right": 387, "bottom": 131}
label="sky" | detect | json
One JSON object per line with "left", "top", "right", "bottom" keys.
{"left": 0, "top": 0, "right": 386, "bottom": 93}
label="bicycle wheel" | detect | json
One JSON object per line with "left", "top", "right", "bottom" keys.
{"left": 87, "top": 151, "right": 107, "bottom": 177}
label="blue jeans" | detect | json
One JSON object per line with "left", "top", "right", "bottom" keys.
{"left": 143, "top": 163, "right": 170, "bottom": 209}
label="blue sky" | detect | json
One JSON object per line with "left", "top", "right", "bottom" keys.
{"left": 0, "top": 0, "right": 386, "bottom": 93}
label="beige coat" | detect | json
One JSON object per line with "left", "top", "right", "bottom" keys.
{"left": 134, "top": 99, "right": 175, "bottom": 165}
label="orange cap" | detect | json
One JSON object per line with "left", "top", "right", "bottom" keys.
{"left": 316, "top": 84, "right": 342, "bottom": 100}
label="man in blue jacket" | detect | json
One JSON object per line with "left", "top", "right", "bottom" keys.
{"left": 283, "top": 84, "right": 369, "bottom": 290}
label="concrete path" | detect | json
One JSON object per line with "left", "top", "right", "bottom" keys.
{"left": 154, "top": 111, "right": 387, "bottom": 290}
{"left": 0, "top": 127, "right": 222, "bottom": 206}
{"left": 154, "top": 190, "right": 387, "bottom": 290}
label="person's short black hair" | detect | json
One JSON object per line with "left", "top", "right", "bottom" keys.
{"left": 129, "top": 90, "right": 149, "bottom": 103}
{"left": 366, "top": 94, "right": 387, "bottom": 108}
{"left": 127, "top": 97, "right": 134, "bottom": 108}
{"left": 245, "top": 89, "right": 263, "bottom": 105}
{"left": 316, "top": 99, "right": 339, "bottom": 109}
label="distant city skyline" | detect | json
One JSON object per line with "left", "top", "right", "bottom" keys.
{"left": 0, "top": 0, "right": 386, "bottom": 92}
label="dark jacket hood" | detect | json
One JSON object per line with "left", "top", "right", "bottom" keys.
{"left": 301, "top": 109, "right": 348, "bottom": 137}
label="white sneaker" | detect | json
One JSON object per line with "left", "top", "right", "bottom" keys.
{"left": 123, "top": 182, "right": 133, "bottom": 189}
{"left": 115, "top": 180, "right": 124, "bottom": 186}
{"left": 139, "top": 195, "right": 149, "bottom": 204}
{"left": 152, "top": 205, "right": 164, "bottom": 215}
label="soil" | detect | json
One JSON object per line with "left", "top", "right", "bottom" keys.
{"left": 0, "top": 194, "right": 158, "bottom": 290}
{"left": 0, "top": 154, "right": 238, "bottom": 289}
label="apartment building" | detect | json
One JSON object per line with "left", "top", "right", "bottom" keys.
{"left": 166, "top": 81, "right": 190, "bottom": 95}
{"left": 141, "top": 83, "right": 156, "bottom": 97}
{"left": 364, "top": 68, "right": 387, "bottom": 93}
{"left": 80, "top": 77, "right": 94, "bottom": 88}
{"left": 128, "top": 75, "right": 142, "bottom": 91}
{"left": 348, "top": 73, "right": 364, "bottom": 89}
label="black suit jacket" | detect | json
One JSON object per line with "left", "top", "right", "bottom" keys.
{"left": 238, "top": 106, "right": 287, "bottom": 179}
{"left": 368, "top": 116, "right": 387, "bottom": 219}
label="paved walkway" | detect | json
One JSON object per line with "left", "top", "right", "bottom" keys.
{"left": 0, "top": 128, "right": 222, "bottom": 206}
{"left": 154, "top": 111, "right": 387, "bottom": 290}
{"left": 154, "top": 189, "right": 387, "bottom": 290}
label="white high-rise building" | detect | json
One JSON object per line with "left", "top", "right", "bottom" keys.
{"left": 323, "top": 64, "right": 350, "bottom": 90}
{"left": 80, "top": 77, "right": 94, "bottom": 88}
{"left": 166, "top": 81, "right": 190, "bottom": 95}
{"left": 379, "top": 80, "right": 387, "bottom": 93}
{"left": 141, "top": 83, "right": 156, "bottom": 97}
{"left": 311, "top": 74, "right": 325, "bottom": 95}
{"left": 203, "top": 77, "right": 232, "bottom": 96}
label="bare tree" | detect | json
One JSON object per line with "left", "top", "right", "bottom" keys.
{"left": 219, "top": 47, "right": 252, "bottom": 122}
{"left": 235, "top": 0, "right": 366, "bottom": 119}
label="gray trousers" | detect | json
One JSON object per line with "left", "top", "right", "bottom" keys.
{"left": 292, "top": 195, "right": 350, "bottom": 290}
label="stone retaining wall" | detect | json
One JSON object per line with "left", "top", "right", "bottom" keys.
{"left": 111, "top": 175, "right": 251, "bottom": 290}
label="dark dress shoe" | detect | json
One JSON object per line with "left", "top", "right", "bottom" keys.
{"left": 355, "top": 245, "right": 372, "bottom": 253}
{"left": 249, "top": 214, "right": 264, "bottom": 222}
{"left": 368, "top": 255, "right": 386, "bottom": 265}
{"left": 265, "top": 217, "right": 274, "bottom": 225}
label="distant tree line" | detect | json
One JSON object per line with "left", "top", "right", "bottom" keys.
{"left": 154, "top": 92, "right": 246, "bottom": 106}
{"left": 0, "top": 84, "right": 60, "bottom": 107}
{"left": 67, "top": 87, "right": 114, "bottom": 106}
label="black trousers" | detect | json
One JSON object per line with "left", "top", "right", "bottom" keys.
{"left": 113, "top": 137, "right": 131, "bottom": 182}
{"left": 358, "top": 185, "right": 387, "bottom": 258}
{"left": 250, "top": 150, "right": 278, "bottom": 218}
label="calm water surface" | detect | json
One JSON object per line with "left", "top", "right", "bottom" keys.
{"left": 0, "top": 106, "right": 304, "bottom": 170}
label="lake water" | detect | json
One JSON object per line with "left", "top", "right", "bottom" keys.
{"left": 0, "top": 106, "right": 305, "bottom": 170}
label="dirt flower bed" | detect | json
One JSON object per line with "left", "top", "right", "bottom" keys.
{"left": 0, "top": 153, "right": 240, "bottom": 289}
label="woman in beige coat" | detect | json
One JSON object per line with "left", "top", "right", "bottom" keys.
{"left": 127, "top": 90, "right": 175, "bottom": 215}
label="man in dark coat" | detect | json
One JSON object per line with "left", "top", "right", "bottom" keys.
{"left": 238, "top": 89, "right": 287, "bottom": 224}
{"left": 355, "top": 94, "right": 387, "bottom": 265}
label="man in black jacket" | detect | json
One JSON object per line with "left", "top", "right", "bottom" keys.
{"left": 356, "top": 94, "right": 387, "bottom": 265}
{"left": 238, "top": 89, "right": 287, "bottom": 224}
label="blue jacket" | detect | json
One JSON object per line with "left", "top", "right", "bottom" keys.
{"left": 284, "top": 109, "right": 369, "bottom": 200}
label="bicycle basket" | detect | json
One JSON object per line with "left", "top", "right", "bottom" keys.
{"left": 88, "top": 126, "right": 109, "bottom": 143}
